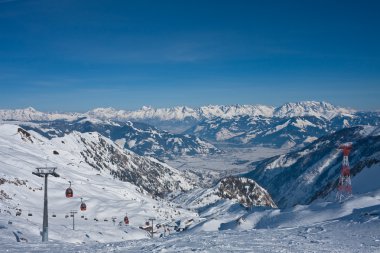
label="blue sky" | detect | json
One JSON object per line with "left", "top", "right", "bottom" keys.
{"left": 0, "top": 0, "right": 379, "bottom": 111}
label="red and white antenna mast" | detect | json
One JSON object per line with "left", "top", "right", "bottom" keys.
{"left": 336, "top": 143, "right": 352, "bottom": 202}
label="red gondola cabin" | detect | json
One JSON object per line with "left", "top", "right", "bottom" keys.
{"left": 124, "top": 216, "right": 129, "bottom": 225}
{"left": 66, "top": 187, "right": 73, "bottom": 198}
{"left": 80, "top": 202, "right": 86, "bottom": 211}
{"left": 66, "top": 181, "right": 73, "bottom": 198}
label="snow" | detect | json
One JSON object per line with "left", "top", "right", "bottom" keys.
{"left": 126, "top": 139, "right": 136, "bottom": 148}
{"left": 115, "top": 138, "right": 127, "bottom": 148}
{"left": 264, "top": 120, "right": 290, "bottom": 135}
{"left": 264, "top": 154, "right": 297, "bottom": 171}
{"left": 359, "top": 125, "right": 379, "bottom": 137}
{"left": 239, "top": 190, "right": 380, "bottom": 230}
{"left": 302, "top": 151, "right": 341, "bottom": 185}
{"left": 1, "top": 192, "right": 380, "bottom": 252}
{"left": 215, "top": 128, "right": 243, "bottom": 141}
{"left": 291, "top": 118, "right": 316, "bottom": 128}
{"left": 304, "top": 136, "right": 318, "bottom": 143}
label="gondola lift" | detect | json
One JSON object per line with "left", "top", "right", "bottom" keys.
{"left": 80, "top": 197, "right": 87, "bottom": 211}
{"left": 66, "top": 181, "right": 73, "bottom": 198}
{"left": 124, "top": 214, "right": 129, "bottom": 225}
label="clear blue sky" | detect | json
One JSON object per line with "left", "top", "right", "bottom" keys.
{"left": 0, "top": 0, "right": 379, "bottom": 111}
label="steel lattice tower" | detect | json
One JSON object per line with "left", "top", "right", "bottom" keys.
{"left": 336, "top": 144, "right": 352, "bottom": 202}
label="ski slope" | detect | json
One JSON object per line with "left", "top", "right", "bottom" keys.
{"left": 1, "top": 191, "right": 379, "bottom": 252}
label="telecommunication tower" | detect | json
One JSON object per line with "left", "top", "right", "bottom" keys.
{"left": 336, "top": 143, "right": 352, "bottom": 202}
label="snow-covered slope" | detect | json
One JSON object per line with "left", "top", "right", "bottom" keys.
{"left": 20, "top": 119, "right": 221, "bottom": 159}
{"left": 243, "top": 125, "right": 380, "bottom": 208}
{"left": 0, "top": 124, "right": 199, "bottom": 243}
{"left": 1, "top": 192, "right": 379, "bottom": 252}
{"left": 228, "top": 190, "right": 380, "bottom": 231}
{"left": 171, "top": 176, "right": 277, "bottom": 233}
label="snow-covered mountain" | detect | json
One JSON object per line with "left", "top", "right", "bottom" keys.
{"left": 0, "top": 124, "right": 200, "bottom": 242}
{"left": 2, "top": 124, "right": 193, "bottom": 197}
{"left": 0, "top": 101, "right": 354, "bottom": 123}
{"left": 87, "top": 104, "right": 275, "bottom": 121}
{"left": 87, "top": 101, "right": 353, "bottom": 121}
{"left": 186, "top": 113, "right": 380, "bottom": 148}
{"left": 173, "top": 176, "right": 276, "bottom": 211}
{"left": 20, "top": 119, "right": 221, "bottom": 159}
{"left": 0, "top": 101, "right": 361, "bottom": 140}
{"left": 60, "top": 131, "right": 194, "bottom": 197}
{"left": 273, "top": 101, "right": 354, "bottom": 119}
{"left": 0, "top": 107, "right": 79, "bottom": 121}
{"left": 243, "top": 125, "right": 380, "bottom": 208}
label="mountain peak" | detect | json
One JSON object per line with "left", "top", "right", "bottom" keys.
{"left": 273, "top": 101, "right": 354, "bottom": 119}
{"left": 141, "top": 105, "right": 152, "bottom": 110}
{"left": 24, "top": 106, "right": 37, "bottom": 112}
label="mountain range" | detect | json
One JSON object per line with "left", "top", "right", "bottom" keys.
{"left": 2, "top": 101, "right": 375, "bottom": 151}
{"left": 186, "top": 112, "right": 380, "bottom": 148}
{"left": 0, "top": 101, "right": 355, "bottom": 123}
{"left": 18, "top": 119, "right": 221, "bottom": 160}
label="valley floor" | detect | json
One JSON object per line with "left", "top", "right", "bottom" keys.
{"left": 166, "top": 147, "right": 289, "bottom": 186}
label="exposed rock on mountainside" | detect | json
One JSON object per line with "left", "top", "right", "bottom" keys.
{"left": 68, "top": 131, "right": 194, "bottom": 197}
{"left": 217, "top": 177, "right": 277, "bottom": 208}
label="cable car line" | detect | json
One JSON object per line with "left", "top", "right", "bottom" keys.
{"left": 0, "top": 150, "right": 137, "bottom": 226}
